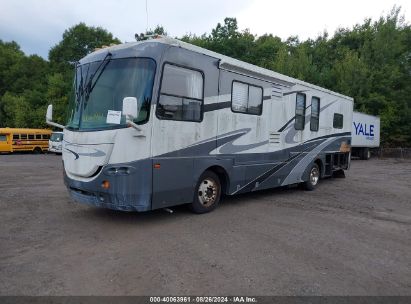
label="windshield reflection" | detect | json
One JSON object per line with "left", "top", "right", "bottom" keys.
{"left": 67, "top": 58, "right": 156, "bottom": 130}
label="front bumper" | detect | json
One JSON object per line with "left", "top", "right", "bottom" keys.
{"left": 63, "top": 159, "right": 153, "bottom": 212}
{"left": 49, "top": 146, "right": 62, "bottom": 153}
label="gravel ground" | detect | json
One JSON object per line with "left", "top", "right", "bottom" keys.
{"left": 0, "top": 155, "right": 410, "bottom": 296}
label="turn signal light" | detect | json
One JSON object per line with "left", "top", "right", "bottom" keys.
{"left": 101, "top": 180, "right": 110, "bottom": 189}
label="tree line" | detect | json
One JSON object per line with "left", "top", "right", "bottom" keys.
{"left": 0, "top": 7, "right": 409, "bottom": 146}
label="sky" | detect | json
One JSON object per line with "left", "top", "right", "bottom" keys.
{"left": 0, "top": 0, "right": 410, "bottom": 59}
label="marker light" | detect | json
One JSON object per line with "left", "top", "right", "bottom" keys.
{"left": 101, "top": 180, "right": 110, "bottom": 189}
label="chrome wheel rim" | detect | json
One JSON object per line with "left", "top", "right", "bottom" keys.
{"left": 310, "top": 167, "right": 320, "bottom": 186}
{"left": 198, "top": 178, "right": 218, "bottom": 207}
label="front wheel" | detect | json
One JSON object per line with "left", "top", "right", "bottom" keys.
{"left": 190, "top": 171, "right": 221, "bottom": 214}
{"left": 303, "top": 163, "right": 320, "bottom": 191}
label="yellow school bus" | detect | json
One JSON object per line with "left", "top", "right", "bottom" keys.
{"left": 0, "top": 128, "right": 52, "bottom": 154}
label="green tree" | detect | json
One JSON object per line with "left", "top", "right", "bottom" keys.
{"left": 47, "top": 23, "right": 121, "bottom": 126}
{"left": 49, "top": 22, "right": 121, "bottom": 67}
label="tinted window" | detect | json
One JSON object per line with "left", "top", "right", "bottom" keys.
{"left": 295, "top": 93, "right": 306, "bottom": 130}
{"left": 0, "top": 135, "right": 6, "bottom": 142}
{"left": 231, "top": 81, "right": 263, "bottom": 115}
{"left": 333, "top": 113, "right": 344, "bottom": 129}
{"left": 50, "top": 133, "right": 63, "bottom": 142}
{"left": 43, "top": 134, "right": 50, "bottom": 140}
{"left": 35, "top": 134, "right": 42, "bottom": 139}
{"left": 67, "top": 58, "right": 156, "bottom": 130}
{"left": 310, "top": 97, "right": 320, "bottom": 131}
{"left": 21, "top": 134, "right": 27, "bottom": 139}
{"left": 13, "top": 134, "right": 19, "bottom": 140}
{"left": 28, "top": 134, "right": 34, "bottom": 140}
{"left": 157, "top": 64, "right": 204, "bottom": 122}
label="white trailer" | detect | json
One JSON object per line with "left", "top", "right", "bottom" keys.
{"left": 351, "top": 111, "right": 380, "bottom": 160}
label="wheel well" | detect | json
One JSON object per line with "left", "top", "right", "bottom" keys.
{"left": 206, "top": 166, "right": 230, "bottom": 195}
{"left": 314, "top": 159, "right": 323, "bottom": 177}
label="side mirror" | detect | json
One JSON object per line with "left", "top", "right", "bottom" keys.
{"left": 46, "top": 104, "right": 64, "bottom": 129}
{"left": 122, "top": 97, "right": 143, "bottom": 133}
{"left": 122, "top": 97, "right": 138, "bottom": 120}
{"left": 46, "top": 104, "right": 53, "bottom": 122}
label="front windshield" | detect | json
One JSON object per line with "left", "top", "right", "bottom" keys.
{"left": 67, "top": 58, "right": 156, "bottom": 130}
{"left": 50, "top": 133, "right": 63, "bottom": 142}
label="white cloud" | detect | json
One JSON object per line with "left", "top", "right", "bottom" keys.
{"left": 0, "top": 0, "right": 409, "bottom": 58}
{"left": 236, "top": 0, "right": 411, "bottom": 40}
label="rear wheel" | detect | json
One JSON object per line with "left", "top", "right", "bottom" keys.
{"left": 303, "top": 163, "right": 320, "bottom": 191}
{"left": 360, "top": 148, "right": 371, "bottom": 160}
{"left": 365, "top": 148, "right": 371, "bottom": 160}
{"left": 190, "top": 171, "right": 221, "bottom": 214}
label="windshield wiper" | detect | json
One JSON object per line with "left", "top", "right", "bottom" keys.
{"left": 85, "top": 52, "right": 112, "bottom": 101}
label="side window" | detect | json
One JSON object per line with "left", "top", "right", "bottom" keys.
{"left": 157, "top": 64, "right": 204, "bottom": 122}
{"left": 43, "top": 134, "right": 50, "bottom": 140}
{"left": 28, "top": 134, "right": 34, "bottom": 140}
{"left": 13, "top": 134, "right": 19, "bottom": 140}
{"left": 295, "top": 93, "right": 306, "bottom": 130}
{"left": 333, "top": 113, "right": 344, "bottom": 129}
{"left": 0, "top": 134, "right": 7, "bottom": 142}
{"left": 310, "top": 97, "right": 320, "bottom": 131}
{"left": 21, "top": 134, "right": 27, "bottom": 140}
{"left": 35, "top": 134, "right": 42, "bottom": 139}
{"left": 231, "top": 81, "right": 263, "bottom": 115}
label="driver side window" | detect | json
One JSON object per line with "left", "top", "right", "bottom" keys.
{"left": 157, "top": 63, "right": 204, "bottom": 122}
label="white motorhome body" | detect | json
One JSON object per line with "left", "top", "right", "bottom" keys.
{"left": 56, "top": 38, "right": 353, "bottom": 213}
{"left": 351, "top": 111, "right": 380, "bottom": 160}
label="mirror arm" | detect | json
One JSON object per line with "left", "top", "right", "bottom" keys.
{"left": 46, "top": 119, "right": 65, "bottom": 130}
{"left": 126, "top": 117, "right": 143, "bottom": 132}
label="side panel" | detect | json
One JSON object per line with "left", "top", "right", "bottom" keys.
{"left": 151, "top": 47, "right": 220, "bottom": 209}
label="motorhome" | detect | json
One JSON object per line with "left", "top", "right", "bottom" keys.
{"left": 351, "top": 111, "right": 380, "bottom": 160}
{"left": 0, "top": 128, "right": 51, "bottom": 154}
{"left": 46, "top": 37, "right": 353, "bottom": 213}
{"left": 49, "top": 131, "right": 64, "bottom": 154}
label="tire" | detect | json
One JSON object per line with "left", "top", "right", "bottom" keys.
{"left": 361, "top": 148, "right": 370, "bottom": 160}
{"left": 303, "top": 163, "right": 320, "bottom": 191}
{"left": 33, "top": 147, "right": 42, "bottom": 154}
{"left": 190, "top": 170, "right": 221, "bottom": 214}
{"left": 365, "top": 148, "right": 371, "bottom": 160}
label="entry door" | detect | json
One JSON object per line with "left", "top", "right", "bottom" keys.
{"left": 151, "top": 63, "right": 208, "bottom": 209}
{"left": 0, "top": 133, "right": 11, "bottom": 152}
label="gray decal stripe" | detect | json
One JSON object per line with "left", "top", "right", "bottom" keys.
{"left": 281, "top": 136, "right": 340, "bottom": 186}
{"left": 251, "top": 142, "right": 320, "bottom": 191}
{"left": 65, "top": 148, "right": 79, "bottom": 160}
{"left": 232, "top": 153, "right": 301, "bottom": 195}
{"left": 204, "top": 101, "right": 231, "bottom": 112}
{"left": 232, "top": 142, "right": 319, "bottom": 195}
{"left": 305, "top": 132, "right": 351, "bottom": 143}
{"left": 218, "top": 140, "right": 269, "bottom": 154}
{"left": 204, "top": 96, "right": 271, "bottom": 113}
{"left": 159, "top": 129, "right": 251, "bottom": 158}
{"left": 278, "top": 104, "right": 312, "bottom": 132}
{"left": 284, "top": 100, "right": 339, "bottom": 144}
{"left": 278, "top": 100, "right": 338, "bottom": 133}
